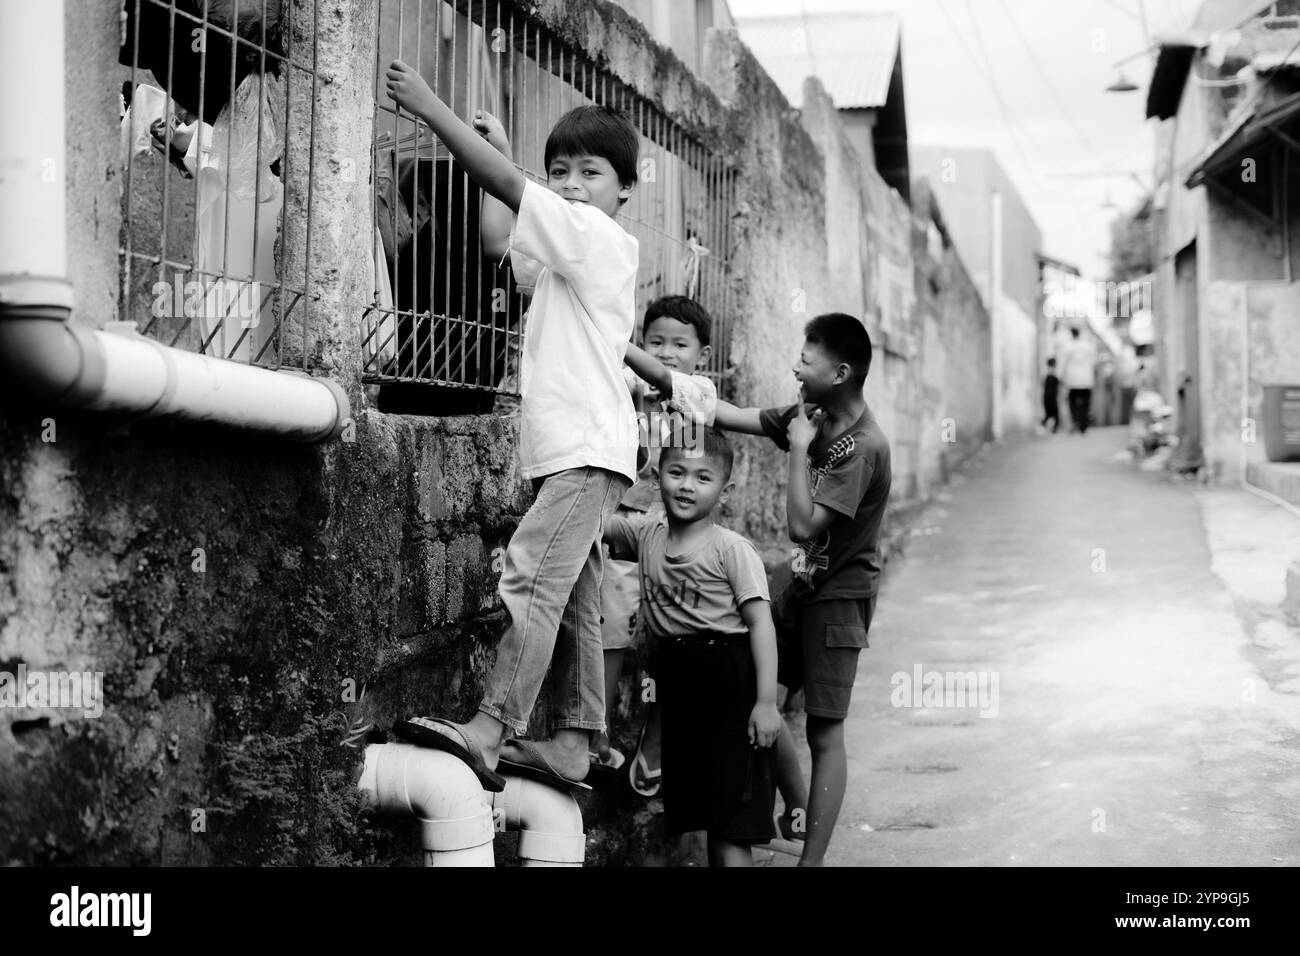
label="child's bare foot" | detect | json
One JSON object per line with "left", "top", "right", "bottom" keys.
{"left": 385, "top": 59, "right": 439, "bottom": 117}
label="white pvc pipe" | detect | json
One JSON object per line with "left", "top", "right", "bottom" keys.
{"left": 491, "top": 775, "right": 586, "bottom": 867}
{"left": 93, "top": 323, "right": 348, "bottom": 441}
{"left": 0, "top": 0, "right": 72, "bottom": 312}
{"left": 358, "top": 743, "right": 496, "bottom": 867}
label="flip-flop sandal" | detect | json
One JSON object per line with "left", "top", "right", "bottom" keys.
{"left": 392, "top": 716, "right": 507, "bottom": 792}
{"left": 590, "top": 747, "right": 626, "bottom": 770}
{"left": 498, "top": 739, "right": 592, "bottom": 795}
{"left": 628, "top": 721, "right": 661, "bottom": 798}
{"left": 584, "top": 747, "right": 626, "bottom": 787}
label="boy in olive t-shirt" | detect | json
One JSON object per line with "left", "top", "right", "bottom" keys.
{"left": 714, "top": 313, "right": 891, "bottom": 867}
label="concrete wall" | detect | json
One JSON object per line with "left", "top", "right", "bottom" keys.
{"left": 997, "top": 293, "right": 1040, "bottom": 436}
{"left": 911, "top": 145, "right": 1041, "bottom": 439}
{"left": 912, "top": 179, "right": 994, "bottom": 486}
{"left": 911, "top": 145, "right": 1043, "bottom": 321}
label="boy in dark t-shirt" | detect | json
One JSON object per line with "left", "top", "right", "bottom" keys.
{"left": 714, "top": 313, "right": 891, "bottom": 866}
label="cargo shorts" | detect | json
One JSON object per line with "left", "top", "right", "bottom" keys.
{"left": 774, "top": 588, "right": 875, "bottom": 720}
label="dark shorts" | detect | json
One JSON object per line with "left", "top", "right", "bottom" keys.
{"left": 650, "top": 632, "right": 777, "bottom": 845}
{"left": 774, "top": 590, "right": 876, "bottom": 720}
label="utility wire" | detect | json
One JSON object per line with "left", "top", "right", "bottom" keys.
{"left": 995, "top": 0, "right": 1093, "bottom": 150}
{"left": 936, "top": 0, "right": 1041, "bottom": 187}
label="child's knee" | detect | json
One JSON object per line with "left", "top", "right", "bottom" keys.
{"left": 804, "top": 714, "right": 845, "bottom": 752}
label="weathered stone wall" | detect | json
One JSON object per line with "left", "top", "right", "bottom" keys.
{"left": 1, "top": 0, "right": 543, "bottom": 867}
{"left": 912, "top": 179, "right": 994, "bottom": 490}
{"left": 699, "top": 28, "right": 829, "bottom": 540}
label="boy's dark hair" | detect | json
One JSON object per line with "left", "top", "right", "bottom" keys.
{"left": 804, "top": 313, "right": 872, "bottom": 384}
{"left": 544, "top": 106, "right": 640, "bottom": 194}
{"left": 1047, "top": 357, "right": 1056, "bottom": 368}
{"left": 643, "top": 295, "right": 712, "bottom": 347}
{"left": 660, "top": 426, "right": 734, "bottom": 480}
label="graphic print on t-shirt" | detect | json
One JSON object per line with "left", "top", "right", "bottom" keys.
{"left": 791, "top": 431, "right": 857, "bottom": 587}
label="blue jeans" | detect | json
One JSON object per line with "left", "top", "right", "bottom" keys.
{"left": 479, "top": 467, "right": 630, "bottom": 735}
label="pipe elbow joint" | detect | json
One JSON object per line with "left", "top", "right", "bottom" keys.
{"left": 359, "top": 743, "right": 496, "bottom": 865}
{"left": 491, "top": 776, "right": 585, "bottom": 867}
{"left": 0, "top": 312, "right": 103, "bottom": 406}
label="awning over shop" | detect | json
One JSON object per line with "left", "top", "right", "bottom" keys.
{"left": 1186, "top": 90, "right": 1300, "bottom": 188}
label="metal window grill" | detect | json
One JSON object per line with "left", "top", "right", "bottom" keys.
{"left": 362, "top": 0, "right": 735, "bottom": 412}
{"left": 118, "top": 0, "right": 317, "bottom": 368}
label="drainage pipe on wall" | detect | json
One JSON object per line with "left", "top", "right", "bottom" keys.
{"left": 0, "top": 0, "right": 349, "bottom": 444}
{"left": 491, "top": 775, "right": 586, "bottom": 867}
{"left": 358, "top": 743, "right": 496, "bottom": 867}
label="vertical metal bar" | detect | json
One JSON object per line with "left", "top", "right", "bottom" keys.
{"left": 275, "top": 0, "right": 293, "bottom": 365}
{"left": 452, "top": 0, "right": 467, "bottom": 386}
{"left": 414, "top": 0, "right": 426, "bottom": 379}
{"left": 178, "top": 0, "right": 214, "bottom": 348}
{"left": 492, "top": 0, "right": 506, "bottom": 390}
{"left": 710, "top": 150, "right": 720, "bottom": 380}
{"left": 231, "top": 0, "right": 271, "bottom": 362}
{"left": 248, "top": 0, "right": 271, "bottom": 360}
{"left": 217, "top": 0, "right": 240, "bottom": 332}
{"left": 369, "top": 0, "right": 382, "bottom": 372}
{"left": 302, "top": 0, "right": 320, "bottom": 370}
{"left": 391, "top": 0, "right": 408, "bottom": 377}
{"left": 123, "top": 0, "right": 141, "bottom": 334}
{"left": 157, "top": 1, "right": 179, "bottom": 326}
{"left": 539, "top": 23, "right": 546, "bottom": 183}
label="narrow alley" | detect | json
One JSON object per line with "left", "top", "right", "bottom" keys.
{"left": 767, "top": 427, "right": 1300, "bottom": 867}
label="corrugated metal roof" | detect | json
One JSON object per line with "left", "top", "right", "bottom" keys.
{"left": 735, "top": 12, "right": 901, "bottom": 110}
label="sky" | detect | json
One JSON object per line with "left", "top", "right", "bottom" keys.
{"left": 727, "top": 0, "right": 1206, "bottom": 279}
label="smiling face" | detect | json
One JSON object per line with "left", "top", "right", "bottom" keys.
{"left": 657, "top": 451, "right": 731, "bottom": 523}
{"left": 644, "top": 315, "right": 710, "bottom": 374}
{"left": 546, "top": 153, "right": 632, "bottom": 218}
{"left": 792, "top": 339, "right": 848, "bottom": 405}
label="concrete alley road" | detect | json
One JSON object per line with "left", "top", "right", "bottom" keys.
{"left": 795, "top": 427, "right": 1300, "bottom": 867}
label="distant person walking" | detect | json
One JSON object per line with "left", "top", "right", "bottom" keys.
{"left": 1060, "top": 327, "right": 1096, "bottom": 434}
{"left": 1041, "top": 357, "right": 1060, "bottom": 433}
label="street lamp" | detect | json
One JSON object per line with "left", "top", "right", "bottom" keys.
{"left": 1107, "top": 71, "right": 1140, "bottom": 92}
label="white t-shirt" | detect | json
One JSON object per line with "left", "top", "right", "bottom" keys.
{"left": 509, "top": 180, "right": 640, "bottom": 482}
{"left": 1060, "top": 338, "right": 1097, "bottom": 389}
{"left": 622, "top": 367, "right": 718, "bottom": 436}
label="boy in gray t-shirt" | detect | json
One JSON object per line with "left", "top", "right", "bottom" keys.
{"left": 604, "top": 429, "right": 782, "bottom": 866}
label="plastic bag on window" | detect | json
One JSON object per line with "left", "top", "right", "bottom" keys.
{"left": 120, "top": 83, "right": 191, "bottom": 167}
{"left": 182, "top": 72, "right": 285, "bottom": 363}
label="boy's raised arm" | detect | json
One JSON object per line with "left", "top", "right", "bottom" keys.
{"left": 785, "top": 400, "right": 838, "bottom": 542}
{"left": 712, "top": 400, "right": 766, "bottom": 435}
{"left": 386, "top": 60, "right": 525, "bottom": 213}
{"left": 623, "top": 343, "right": 673, "bottom": 397}
{"left": 471, "top": 110, "right": 515, "bottom": 261}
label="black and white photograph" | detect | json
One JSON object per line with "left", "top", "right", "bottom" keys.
{"left": 0, "top": 0, "right": 1296, "bottom": 927}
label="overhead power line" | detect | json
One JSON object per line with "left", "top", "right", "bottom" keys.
{"left": 995, "top": 0, "right": 1094, "bottom": 150}
{"left": 936, "top": 0, "right": 1041, "bottom": 186}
